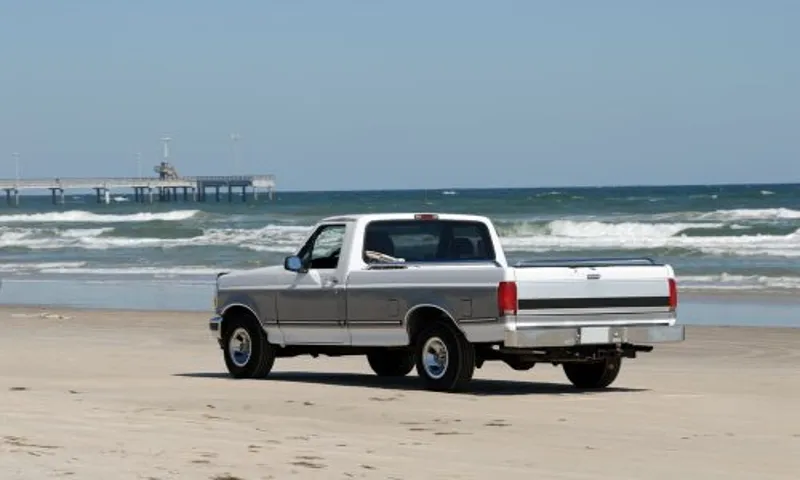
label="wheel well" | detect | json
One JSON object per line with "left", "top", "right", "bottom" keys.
{"left": 221, "top": 305, "right": 260, "bottom": 336}
{"left": 405, "top": 305, "right": 461, "bottom": 344}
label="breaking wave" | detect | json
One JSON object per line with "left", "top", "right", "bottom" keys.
{"left": 0, "top": 224, "right": 311, "bottom": 253}
{"left": 1, "top": 216, "right": 799, "bottom": 258}
{"left": 652, "top": 207, "right": 800, "bottom": 222}
{"left": 680, "top": 274, "right": 800, "bottom": 292}
{"left": 494, "top": 218, "right": 800, "bottom": 257}
{"left": 0, "top": 209, "right": 200, "bottom": 223}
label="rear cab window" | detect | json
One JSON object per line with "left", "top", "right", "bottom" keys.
{"left": 361, "top": 219, "right": 496, "bottom": 264}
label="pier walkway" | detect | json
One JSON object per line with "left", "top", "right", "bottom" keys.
{"left": 0, "top": 175, "right": 276, "bottom": 206}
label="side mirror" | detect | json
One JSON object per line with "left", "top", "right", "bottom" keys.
{"left": 284, "top": 255, "right": 304, "bottom": 272}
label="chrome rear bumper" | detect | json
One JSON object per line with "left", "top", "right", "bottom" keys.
{"left": 504, "top": 324, "right": 685, "bottom": 349}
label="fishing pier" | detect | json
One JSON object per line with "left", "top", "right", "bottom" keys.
{"left": 0, "top": 174, "right": 276, "bottom": 206}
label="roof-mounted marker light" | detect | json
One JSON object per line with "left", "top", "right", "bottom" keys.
{"left": 414, "top": 213, "right": 439, "bottom": 220}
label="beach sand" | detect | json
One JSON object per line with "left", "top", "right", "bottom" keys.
{"left": 1, "top": 305, "right": 798, "bottom": 479}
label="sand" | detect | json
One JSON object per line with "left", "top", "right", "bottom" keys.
{"left": 1, "top": 305, "right": 798, "bottom": 480}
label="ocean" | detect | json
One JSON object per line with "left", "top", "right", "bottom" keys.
{"left": 2, "top": 183, "right": 800, "bottom": 325}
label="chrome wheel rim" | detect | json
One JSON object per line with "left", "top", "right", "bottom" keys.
{"left": 228, "top": 327, "right": 252, "bottom": 367}
{"left": 422, "top": 336, "right": 449, "bottom": 380}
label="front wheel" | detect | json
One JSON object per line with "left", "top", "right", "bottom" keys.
{"left": 222, "top": 314, "right": 276, "bottom": 379}
{"left": 563, "top": 356, "right": 621, "bottom": 389}
{"left": 414, "top": 322, "right": 475, "bottom": 392}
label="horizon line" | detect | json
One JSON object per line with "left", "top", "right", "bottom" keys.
{"left": 4, "top": 179, "right": 798, "bottom": 196}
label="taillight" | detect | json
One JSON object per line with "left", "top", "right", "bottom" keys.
{"left": 668, "top": 278, "right": 678, "bottom": 311}
{"left": 498, "top": 281, "right": 518, "bottom": 316}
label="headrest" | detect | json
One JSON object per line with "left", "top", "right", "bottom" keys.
{"left": 452, "top": 237, "right": 474, "bottom": 257}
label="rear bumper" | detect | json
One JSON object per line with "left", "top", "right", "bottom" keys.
{"left": 503, "top": 324, "right": 685, "bottom": 349}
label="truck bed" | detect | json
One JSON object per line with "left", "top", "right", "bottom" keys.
{"left": 500, "top": 256, "right": 680, "bottom": 348}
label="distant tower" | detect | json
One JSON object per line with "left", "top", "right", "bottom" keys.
{"left": 12, "top": 152, "right": 20, "bottom": 184}
{"left": 161, "top": 135, "right": 171, "bottom": 161}
{"left": 230, "top": 133, "right": 241, "bottom": 175}
{"left": 154, "top": 135, "right": 178, "bottom": 180}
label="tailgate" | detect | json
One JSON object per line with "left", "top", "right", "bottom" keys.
{"left": 509, "top": 258, "right": 676, "bottom": 325}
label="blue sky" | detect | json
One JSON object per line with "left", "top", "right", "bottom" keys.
{"left": 0, "top": 1, "right": 798, "bottom": 190}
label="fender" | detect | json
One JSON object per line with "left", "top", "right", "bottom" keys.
{"left": 217, "top": 292, "right": 263, "bottom": 332}
{"left": 404, "top": 303, "right": 464, "bottom": 339}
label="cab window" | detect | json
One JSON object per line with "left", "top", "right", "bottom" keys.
{"left": 298, "top": 224, "right": 346, "bottom": 269}
{"left": 362, "top": 219, "right": 495, "bottom": 264}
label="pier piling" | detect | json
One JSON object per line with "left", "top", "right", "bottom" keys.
{"left": 49, "top": 188, "right": 65, "bottom": 205}
{"left": 5, "top": 188, "right": 19, "bottom": 206}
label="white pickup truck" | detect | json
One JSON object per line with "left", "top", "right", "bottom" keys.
{"left": 209, "top": 212, "right": 684, "bottom": 392}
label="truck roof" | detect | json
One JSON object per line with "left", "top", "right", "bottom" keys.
{"left": 318, "top": 212, "right": 492, "bottom": 224}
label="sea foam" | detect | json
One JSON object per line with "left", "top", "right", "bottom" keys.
{"left": 0, "top": 209, "right": 200, "bottom": 223}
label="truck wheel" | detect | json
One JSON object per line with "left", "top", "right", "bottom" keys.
{"left": 366, "top": 350, "right": 415, "bottom": 377}
{"left": 563, "top": 356, "right": 621, "bottom": 389}
{"left": 414, "top": 322, "right": 475, "bottom": 392}
{"left": 222, "top": 315, "right": 276, "bottom": 379}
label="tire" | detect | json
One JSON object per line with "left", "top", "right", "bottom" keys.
{"left": 221, "top": 314, "right": 276, "bottom": 379}
{"left": 414, "top": 321, "right": 475, "bottom": 392}
{"left": 563, "top": 356, "right": 622, "bottom": 389}
{"left": 367, "top": 349, "right": 415, "bottom": 377}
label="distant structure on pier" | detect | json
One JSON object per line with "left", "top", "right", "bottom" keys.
{"left": 0, "top": 160, "right": 276, "bottom": 206}
{"left": 154, "top": 161, "right": 180, "bottom": 180}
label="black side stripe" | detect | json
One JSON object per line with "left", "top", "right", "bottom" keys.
{"left": 519, "top": 296, "right": 670, "bottom": 310}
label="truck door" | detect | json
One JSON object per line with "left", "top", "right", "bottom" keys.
{"left": 276, "top": 223, "right": 350, "bottom": 344}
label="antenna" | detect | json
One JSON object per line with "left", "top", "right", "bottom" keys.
{"left": 11, "top": 152, "right": 20, "bottom": 184}
{"left": 230, "top": 133, "right": 241, "bottom": 175}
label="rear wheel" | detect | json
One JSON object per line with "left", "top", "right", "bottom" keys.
{"left": 563, "top": 356, "right": 621, "bottom": 389}
{"left": 366, "top": 349, "right": 415, "bottom": 377}
{"left": 414, "top": 322, "right": 475, "bottom": 392}
{"left": 222, "top": 314, "right": 276, "bottom": 379}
